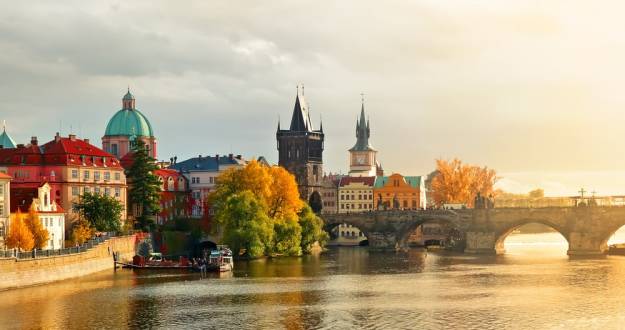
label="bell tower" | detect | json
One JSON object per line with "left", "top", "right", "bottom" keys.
{"left": 349, "top": 96, "right": 378, "bottom": 177}
{"left": 276, "top": 85, "right": 324, "bottom": 212}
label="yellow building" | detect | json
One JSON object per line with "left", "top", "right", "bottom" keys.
{"left": 338, "top": 176, "right": 375, "bottom": 213}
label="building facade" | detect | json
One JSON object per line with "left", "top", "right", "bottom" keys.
{"left": 169, "top": 154, "right": 247, "bottom": 218}
{"left": 374, "top": 173, "right": 426, "bottom": 210}
{"left": 328, "top": 223, "right": 367, "bottom": 246}
{"left": 338, "top": 176, "right": 375, "bottom": 213}
{"left": 28, "top": 183, "right": 65, "bottom": 250}
{"left": 154, "top": 168, "right": 191, "bottom": 225}
{"left": 0, "top": 173, "right": 10, "bottom": 248}
{"left": 320, "top": 174, "right": 341, "bottom": 214}
{"left": 348, "top": 101, "right": 381, "bottom": 177}
{"left": 102, "top": 90, "right": 157, "bottom": 160}
{"left": 276, "top": 86, "right": 325, "bottom": 212}
{"left": 0, "top": 134, "right": 127, "bottom": 231}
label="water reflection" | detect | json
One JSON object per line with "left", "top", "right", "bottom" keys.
{"left": 3, "top": 235, "right": 625, "bottom": 329}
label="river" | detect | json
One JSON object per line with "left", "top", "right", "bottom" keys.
{"left": 3, "top": 230, "right": 625, "bottom": 329}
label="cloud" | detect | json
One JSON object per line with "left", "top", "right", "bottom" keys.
{"left": 1, "top": 0, "right": 625, "bottom": 194}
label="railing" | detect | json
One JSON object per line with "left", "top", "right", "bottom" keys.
{"left": 0, "top": 232, "right": 119, "bottom": 260}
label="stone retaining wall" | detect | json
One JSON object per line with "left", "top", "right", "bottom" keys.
{"left": 0, "top": 235, "right": 136, "bottom": 291}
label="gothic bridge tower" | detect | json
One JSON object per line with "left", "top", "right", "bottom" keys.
{"left": 276, "top": 85, "right": 324, "bottom": 212}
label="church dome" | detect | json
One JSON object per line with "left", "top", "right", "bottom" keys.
{"left": 104, "top": 90, "right": 154, "bottom": 137}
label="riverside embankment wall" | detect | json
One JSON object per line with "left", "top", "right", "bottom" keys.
{"left": 0, "top": 235, "right": 136, "bottom": 291}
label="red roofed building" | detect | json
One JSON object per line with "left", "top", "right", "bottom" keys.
{"left": 154, "top": 168, "right": 191, "bottom": 225}
{"left": 0, "top": 133, "right": 128, "bottom": 232}
{"left": 0, "top": 172, "right": 10, "bottom": 248}
{"left": 337, "top": 176, "right": 376, "bottom": 213}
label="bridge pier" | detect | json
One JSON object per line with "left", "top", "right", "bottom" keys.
{"left": 464, "top": 231, "right": 503, "bottom": 255}
{"left": 566, "top": 232, "right": 607, "bottom": 256}
{"left": 367, "top": 232, "right": 399, "bottom": 251}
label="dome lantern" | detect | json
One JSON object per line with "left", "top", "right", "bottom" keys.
{"left": 122, "top": 88, "right": 136, "bottom": 110}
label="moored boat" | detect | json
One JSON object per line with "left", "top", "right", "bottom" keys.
{"left": 608, "top": 243, "right": 625, "bottom": 255}
{"left": 208, "top": 246, "right": 234, "bottom": 272}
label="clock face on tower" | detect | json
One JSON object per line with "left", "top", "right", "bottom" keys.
{"left": 356, "top": 155, "right": 366, "bottom": 165}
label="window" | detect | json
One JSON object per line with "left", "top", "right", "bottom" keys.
{"left": 72, "top": 186, "right": 79, "bottom": 196}
{"left": 94, "top": 187, "right": 100, "bottom": 194}
{"left": 0, "top": 204, "right": 3, "bottom": 216}
{"left": 84, "top": 187, "right": 90, "bottom": 194}
{"left": 83, "top": 171, "right": 90, "bottom": 180}
{"left": 209, "top": 177, "right": 214, "bottom": 184}
{"left": 104, "top": 172, "right": 111, "bottom": 181}
{"left": 71, "top": 169, "right": 79, "bottom": 179}
{"left": 94, "top": 171, "right": 100, "bottom": 181}
{"left": 111, "top": 144, "right": 118, "bottom": 157}
{"left": 105, "top": 188, "right": 110, "bottom": 196}
{"left": 115, "top": 188, "right": 120, "bottom": 198}
{"left": 0, "top": 185, "right": 3, "bottom": 195}
{"left": 114, "top": 172, "right": 121, "bottom": 181}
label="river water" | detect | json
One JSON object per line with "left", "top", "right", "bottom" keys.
{"left": 3, "top": 231, "right": 625, "bottom": 330}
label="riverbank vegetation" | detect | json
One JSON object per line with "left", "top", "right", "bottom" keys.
{"left": 210, "top": 160, "right": 328, "bottom": 258}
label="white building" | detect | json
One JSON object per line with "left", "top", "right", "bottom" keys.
{"left": 169, "top": 154, "right": 247, "bottom": 217}
{"left": 31, "top": 183, "right": 65, "bottom": 250}
{"left": 328, "top": 223, "right": 367, "bottom": 246}
{"left": 0, "top": 172, "right": 10, "bottom": 249}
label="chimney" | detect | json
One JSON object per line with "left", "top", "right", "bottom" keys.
{"left": 198, "top": 155, "right": 202, "bottom": 161}
{"left": 55, "top": 132, "right": 61, "bottom": 142}
{"left": 229, "top": 153, "right": 233, "bottom": 160}
{"left": 69, "top": 134, "right": 76, "bottom": 141}
{"left": 236, "top": 155, "right": 242, "bottom": 160}
{"left": 84, "top": 138, "right": 90, "bottom": 144}
{"left": 16, "top": 144, "right": 24, "bottom": 148}
{"left": 215, "top": 154, "right": 219, "bottom": 161}
{"left": 30, "top": 136, "right": 38, "bottom": 146}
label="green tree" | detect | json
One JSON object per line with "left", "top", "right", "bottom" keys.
{"left": 273, "top": 216, "right": 302, "bottom": 256}
{"left": 298, "top": 205, "right": 329, "bottom": 253}
{"left": 73, "top": 192, "right": 123, "bottom": 232}
{"left": 219, "top": 191, "right": 274, "bottom": 258}
{"left": 126, "top": 139, "right": 161, "bottom": 231}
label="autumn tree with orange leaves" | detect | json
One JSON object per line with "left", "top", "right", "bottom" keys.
{"left": 210, "top": 160, "right": 324, "bottom": 257}
{"left": 430, "top": 158, "right": 499, "bottom": 207}
{"left": 6, "top": 210, "right": 35, "bottom": 251}
{"left": 24, "top": 206, "right": 49, "bottom": 250}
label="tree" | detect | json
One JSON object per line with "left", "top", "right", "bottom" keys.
{"left": 126, "top": 139, "right": 161, "bottom": 231}
{"left": 430, "top": 158, "right": 498, "bottom": 207}
{"left": 267, "top": 166, "right": 303, "bottom": 219}
{"left": 73, "top": 192, "right": 123, "bottom": 232}
{"left": 273, "top": 215, "right": 302, "bottom": 256}
{"left": 528, "top": 189, "right": 545, "bottom": 199}
{"left": 6, "top": 210, "right": 34, "bottom": 251}
{"left": 218, "top": 191, "right": 274, "bottom": 258}
{"left": 71, "top": 219, "right": 94, "bottom": 246}
{"left": 298, "top": 205, "right": 329, "bottom": 253}
{"left": 24, "top": 206, "right": 49, "bottom": 250}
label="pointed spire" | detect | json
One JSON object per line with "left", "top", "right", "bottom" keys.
{"left": 0, "top": 120, "right": 16, "bottom": 149}
{"left": 319, "top": 114, "right": 323, "bottom": 132}
{"left": 277, "top": 115, "right": 281, "bottom": 131}
{"left": 350, "top": 93, "right": 374, "bottom": 152}
{"left": 288, "top": 83, "right": 313, "bottom": 132}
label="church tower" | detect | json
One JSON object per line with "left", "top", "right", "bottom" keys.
{"left": 349, "top": 98, "right": 378, "bottom": 177}
{"left": 276, "top": 85, "right": 324, "bottom": 212}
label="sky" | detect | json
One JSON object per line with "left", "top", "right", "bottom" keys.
{"left": 2, "top": 1, "right": 625, "bottom": 196}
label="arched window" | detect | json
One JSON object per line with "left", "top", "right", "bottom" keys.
{"left": 168, "top": 177, "right": 175, "bottom": 191}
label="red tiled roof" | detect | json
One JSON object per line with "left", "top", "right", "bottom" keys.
{"left": 339, "top": 176, "right": 375, "bottom": 187}
{"left": 0, "top": 172, "right": 11, "bottom": 179}
{"left": 0, "top": 135, "right": 122, "bottom": 169}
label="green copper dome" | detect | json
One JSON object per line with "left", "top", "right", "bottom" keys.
{"left": 105, "top": 108, "right": 154, "bottom": 137}
{"left": 104, "top": 90, "right": 154, "bottom": 137}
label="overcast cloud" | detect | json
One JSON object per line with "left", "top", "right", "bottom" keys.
{"left": 2, "top": 1, "right": 625, "bottom": 195}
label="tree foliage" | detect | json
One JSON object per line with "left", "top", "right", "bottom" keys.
{"left": 126, "top": 139, "right": 161, "bottom": 231}
{"left": 219, "top": 191, "right": 274, "bottom": 258}
{"left": 430, "top": 158, "right": 498, "bottom": 207}
{"left": 6, "top": 210, "right": 34, "bottom": 251}
{"left": 211, "top": 160, "right": 326, "bottom": 257}
{"left": 298, "top": 205, "right": 329, "bottom": 253}
{"left": 24, "top": 207, "right": 49, "bottom": 250}
{"left": 71, "top": 219, "right": 94, "bottom": 246}
{"left": 73, "top": 192, "right": 123, "bottom": 232}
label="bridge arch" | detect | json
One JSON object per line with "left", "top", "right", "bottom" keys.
{"left": 599, "top": 221, "right": 625, "bottom": 253}
{"left": 493, "top": 219, "right": 569, "bottom": 254}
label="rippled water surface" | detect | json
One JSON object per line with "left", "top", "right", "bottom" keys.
{"left": 3, "top": 231, "right": 625, "bottom": 329}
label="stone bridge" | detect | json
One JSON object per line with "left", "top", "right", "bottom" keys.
{"left": 322, "top": 207, "right": 625, "bottom": 255}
